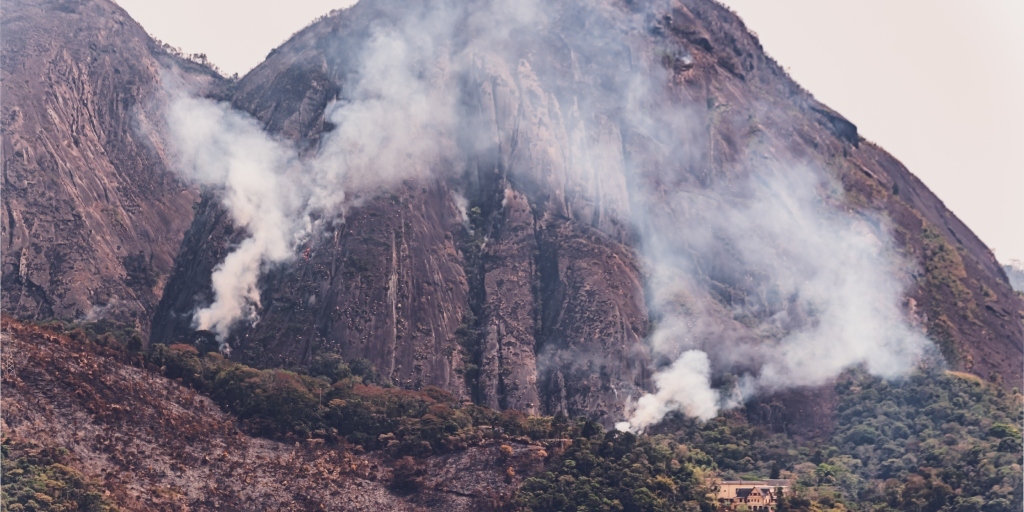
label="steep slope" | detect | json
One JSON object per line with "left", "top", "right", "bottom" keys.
{"left": 152, "top": 0, "right": 1022, "bottom": 425}
{"left": 0, "top": 0, "right": 217, "bottom": 331}
{"left": 0, "top": 318, "right": 536, "bottom": 510}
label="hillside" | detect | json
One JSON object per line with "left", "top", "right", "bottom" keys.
{"left": 0, "top": 317, "right": 541, "bottom": 510}
{"left": 149, "top": 0, "right": 1022, "bottom": 425}
{"left": 4, "top": 317, "right": 1020, "bottom": 511}
{"left": 1, "top": 0, "right": 1022, "bottom": 509}
{"left": 0, "top": 0, "right": 218, "bottom": 331}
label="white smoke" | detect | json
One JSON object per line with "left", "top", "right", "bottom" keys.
{"left": 1005, "top": 260, "right": 1024, "bottom": 292}
{"left": 619, "top": 168, "right": 931, "bottom": 431}
{"left": 306, "top": 5, "right": 463, "bottom": 212}
{"left": 615, "top": 349, "right": 719, "bottom": 432}
{"left": 451, "top": 190, "right": 474, "bottom": 234}
{"left": 164, "top": 24, "right": 458, "bottom": 347}
{"left": 165, "top": 93, "right": 307, "bottom": 345}
{"left": 158, "top": 0, "right": 933, "bottom": 419}
{"left": 161, "top": 0, "right": 537, "bottom": 349}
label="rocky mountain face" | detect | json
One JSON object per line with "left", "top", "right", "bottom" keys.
{"left": 0, "top": 0, "right": 217, "bottom": 331}
{"left": 2, "top": 0, "right": 1021, "bottom": 429}
{"left": 2, "top": 1, "right": 1022, "bottom": 510}
{"left": 148, "top": 0, "right": 1023, "bottom": 426}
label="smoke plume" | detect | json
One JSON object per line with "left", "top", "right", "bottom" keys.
{"left": 158, "top": 0, "right": 932, "bottom": 420}
{"left": 161, "top": 0, "right": 537, "bottom": 349}
{"left": 618, "top": 167, "right": 931, "bottom": 431}
{"left": 165, "top": 93, "right": 306, "bottom": 344}
{"left": 1006, "top": 260, "right": 1024, "bottom": 293}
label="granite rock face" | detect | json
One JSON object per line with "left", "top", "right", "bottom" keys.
{"left": 4, "top": 0, "right": 1018, "bottom": 426}
{"left": 0, "top": 0, "right": 217, "bottom": 331}
{"left": 151, "top": 0, "right": 1022, "bottom": 424}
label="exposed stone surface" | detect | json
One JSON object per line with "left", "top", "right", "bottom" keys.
{"left": 3, "top": 0, "right": 1020, "bottom": 429}
{"left": 151, "top": 0, "right": 1022, "bottom": 425}
{"left": 0, "top": 0, "right": 215, "bottom": 332}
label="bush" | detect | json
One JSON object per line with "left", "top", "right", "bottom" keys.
{"left": 513, "top": 429, "right": 715, "bottom": 512}
{"left": 35, "top": 319, "right": 143, "bottom": 355}
{"left": 144, "top": 345, "right": 562, "bottom": 456}
{"left": 1, "top": 439, "right": 117, "bottom": 512}
{"left": 308, "top": 353, "right": 352, "bottom": 383}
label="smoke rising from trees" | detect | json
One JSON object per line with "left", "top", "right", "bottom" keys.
{"left": 164, "top": 93, "right": 306, "bottom": 344}
{"left": 619, "top": 167, "right": 931, "bottom": 431}
{"left": 158, "top": 0, "right": 932, "bottom": 421}
{"left": 160, "top": 1, "right": 481, "bottom": 349}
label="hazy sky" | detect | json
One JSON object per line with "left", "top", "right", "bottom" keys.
{"left": 114, "top": 0, "right": 1023, "bottom": 263}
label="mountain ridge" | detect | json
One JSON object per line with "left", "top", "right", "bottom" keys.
{"left": 0, "top": 0, "right": 221, "bottom": 333}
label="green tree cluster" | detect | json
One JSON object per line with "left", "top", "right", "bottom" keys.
{"left": 514, "top": 424, "right": 715, "bottom": 512}
{"left": 668, "top": 368, "right": 1023, "bottom": 512}
{"left": 145, "top": 344, "right": 554, "bottom": 455}
{"left": 824, "top": 370, "right": 1022, "bottom": 512}
{"left": 36, "top": 319, "right": 144, "bottom": 354}
{"left": 1, "top": 440, "right": 117, "bottom": 512}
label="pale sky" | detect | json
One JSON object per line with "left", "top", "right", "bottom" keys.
{"left": 114, "top": 0, "right": 1024, "bottom": 263}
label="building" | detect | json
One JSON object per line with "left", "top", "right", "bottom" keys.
{"left": 715, "top": 480, "right": 791, "bottom": 511}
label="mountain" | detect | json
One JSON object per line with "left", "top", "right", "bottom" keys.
{"left": 0, "top": 0, "right": 218, "bottom": 331}
{"left": 1, "top": 0, "right": 1022, "bottom": 509}
{"left": 147, "top": 0, "right": 1022, "bottom": 424}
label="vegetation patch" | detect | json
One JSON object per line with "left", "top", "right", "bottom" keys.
{"left": 665, "top": 367, "right": 1023, "bottom": 512}
{"left": 1, "top": 439, "right": 118, "bottom": 512}
{"left": 145, "top": 344, "right": 553, "bottom": 456}
{"left": 20, "top": 319, "right": 1023, "bottom": 512}
{"left": 513, "top": 423, "right": 715, "bottom": 512}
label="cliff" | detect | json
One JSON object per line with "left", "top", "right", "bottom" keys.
{"left": 0, "top": 0, "right": 217, "bottom": 332}
{"left": 1, "top": 0, "right": 1022, "bottom": 509}
{"left": 150, "top": 0, "right": 1023, "bottom": 425}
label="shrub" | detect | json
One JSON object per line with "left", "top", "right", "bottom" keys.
{"left": 308, "top": 353, "right": 351, "bottom": 383}
{"left": 143, "top": 345, "right": 556, "bottom": 456}
{"left": 1, "top": 440, "right": 117, "bottom": 512}
{"left": 513, "top": 430, "right": 715, "bottom": 512}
